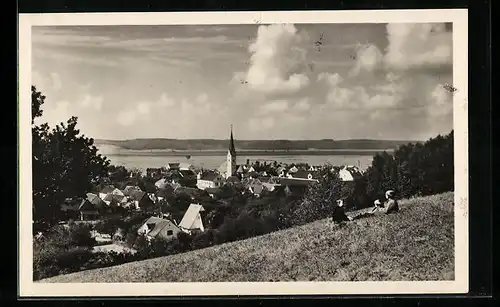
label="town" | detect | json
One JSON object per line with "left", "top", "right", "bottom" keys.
{"left": 46, "top": 127, "right": 363, "bottom": 256}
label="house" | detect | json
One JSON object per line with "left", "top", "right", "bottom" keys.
{"left": 154, "top": 178, "right": 169, "bottom": 189}
{"left": 338, "top": 165, "right": 363, "bottom": 182}
{"left": 123, "top": 185, "right": 142, "bottom": 197}
{"left": 196, "top": 171, "right": 224, "bottom": 190}
{"left": 236, "top": 165, "right": 246, "bottom": 175}
{"left": 287, "top": 165, "right": 299, "bottom": 174}
{"left": 289, "top": 170, "right": 315, "bottom": 180}
{"left": 179, "top": 169, "right": 196, "bottom": 178}
{"left": 128, "top": 190, "right": 155, "bottom": 211}
{"left": 137, "top": 216, "right": 182, "bottom": 241}
{"left": 98, "top": 185, "right": 116, "bottom": 200}
{"left": 102, "top": 193, "right": 128, "bottom": 206}
{"left": 166, "top": 163, "right": 181, "bottom": 171}
{"left": 99, "top": 186, "right": 125, "bottom": 201}
{"left": 277, "top": 167, "right": 287, "bottom": 177}
{"left": 262, "top": 182, "right": 280, "bottom": 192}
{"left": 248, "top": 182, "right": 267, "bottom": 197}
{"left": 78, "top": 193, "right": 105, "bottom": 221}
{"left": 179, "top": 163, "right": 194, "bottom": 171}
{"left": 279, "top": 177, "right": 318, "bottom": 197}
{"left": 178, "top": 204, "right": 205, "bottom": 234}
{"left": 308, "top": 165, "right": 318, "bottom": 171}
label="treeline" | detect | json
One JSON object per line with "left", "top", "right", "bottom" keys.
{"left": 294, "top": 130, "right": 455, "bottom": 225}
{"left": 95, "top": 138, "right": 416, "bottom": 151}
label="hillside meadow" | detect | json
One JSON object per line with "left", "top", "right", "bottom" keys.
{"left": 39, "top": 192, "right": 454, "bottom": 283}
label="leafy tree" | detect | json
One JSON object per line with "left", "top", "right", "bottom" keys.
{"left": 290, "top": 167, "right": 342, "bottom": 226}
{"left": 31, "top": 86, "right": 110, "bottom": 230}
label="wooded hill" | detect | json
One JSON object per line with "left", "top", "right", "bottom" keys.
{"left": 94, "top": 138, "right": 419, "bottom": 151}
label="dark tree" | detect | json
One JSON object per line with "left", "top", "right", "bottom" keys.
{"left": 31, "top": 86, "right": 110, "bottom": 230}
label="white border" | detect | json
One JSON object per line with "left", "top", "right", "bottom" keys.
{"left": 18, "top": 9, "right": 469, "bottom": 297}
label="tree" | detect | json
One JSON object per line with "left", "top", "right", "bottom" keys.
{"left": 31, "top": 86, "right": 111, "bottom": 230}
{"left": 290, "top": 167, "right": 342, "bottom": 226}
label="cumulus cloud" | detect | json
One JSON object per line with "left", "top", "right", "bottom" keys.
{"left": 239, "top": 24, "right": 311, "bottom": 95}
{"left": 428, "top": 84, "right": 453, "bottom": 117}
{"left": 136, "top": 102, "right": 151, "bottom": 115}
{"left": 317, "top": 72, "right": 343, "bottom": 87}
{"left": 156, "top": 93, "right": 176, "bottom": 108}
{"left": 348, "top": 44, "right": 383, "bottom": 77}
{"left": 116, "top": 100, "right": 153, "bottom": 126}
{"left": 384, "top": 23, "right": 452, "bottom": 72}
{"left": 324, "top": 22, "right": 454, "bottom": 121}
{"left": 79, "top": 94, "right": 103, "bottom": 110}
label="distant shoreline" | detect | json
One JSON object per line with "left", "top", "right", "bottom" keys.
{"left": 101, "top": 149, "right": 391, "bottom": 157}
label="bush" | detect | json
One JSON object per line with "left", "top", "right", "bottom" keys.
{"left": 94, "top": 218, "right": 126, "bottom": 236}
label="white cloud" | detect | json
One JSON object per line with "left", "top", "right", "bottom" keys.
{"left": 116, "top": 101, "right": 152, "bottom": 126}
{"left": 241, "top": 24, "right": 311, "bottom": 95}
{"left": 317, "top": 72, "right": 343, "bottom": 87}
{"left": 384, "top": 23, "right": 452, "bottom": 72}
{"left": 136, "top": 102, "right": 151, "bottom": 115}
{"left": 80, "top": 94, "right": 103, "bottom": 110}
{"left": 349, "top": 44, "right": 383, "bottom": 77}
{"left": 429, "top": 84, "right": 453, "bottom": 117}
{"left": 156, "top": 93, "right": 176, "bottom": 108}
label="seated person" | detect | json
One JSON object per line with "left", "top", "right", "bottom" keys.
{"left": 331, "top": 199, "right": 352, "bottom": 223}
{"left": 384, "top": 190, "right": 399, "bottom": 214}
{"left": 371, "top": 190, "right": 399, "bottom": 214}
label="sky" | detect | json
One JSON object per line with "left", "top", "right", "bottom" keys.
{"left": 32, "top": 23, "right": 453, "bottom": 141}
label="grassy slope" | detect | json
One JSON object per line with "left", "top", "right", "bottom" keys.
{"left": 40, "top": 192, "right": 454, "bottom": 283}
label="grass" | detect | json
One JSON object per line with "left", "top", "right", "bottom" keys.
{"left": 39, "top": 192, "right": 454, "bottom": 283}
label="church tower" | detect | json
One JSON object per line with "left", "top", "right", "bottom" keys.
{"left": 226, "top": 125, "right": 237, "bottom": 179}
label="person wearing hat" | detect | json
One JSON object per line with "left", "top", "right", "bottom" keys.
{"left": 383, "top": 190, "right": 399, "bottom": 214}
{"left": 371, "top": 190, "right": 399, "bottom": 214}
{"left": 331, "top": 199, "right": 353, "bottom": 223}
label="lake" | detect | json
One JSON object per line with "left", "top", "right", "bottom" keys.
{"left": 102, "top": 152, "right": 375, "bottom": 171}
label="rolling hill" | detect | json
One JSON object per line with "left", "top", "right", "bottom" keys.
{"left": 39, "top": 192, "right": 454, "bottom": 283}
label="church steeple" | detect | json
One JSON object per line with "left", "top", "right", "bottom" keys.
{"left": 228, "top": 124, "right": 236, "bottom": 157}
{"left": 225, "top": 125, "right": 237, "bottom": 179}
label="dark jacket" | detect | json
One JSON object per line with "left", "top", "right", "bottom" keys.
{"left": 332, "top": 205, "right": 350, "bottom": 223}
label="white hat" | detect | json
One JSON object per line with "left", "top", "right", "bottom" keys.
{"left": 385, "top": 190, "right": 395, "bottom": 199}
{"left": 374, "top": 199, "right": 381, "bottom": 206}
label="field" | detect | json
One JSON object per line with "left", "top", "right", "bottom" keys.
{"left": 39, "top": 192, "right": 454, "bottom": 283}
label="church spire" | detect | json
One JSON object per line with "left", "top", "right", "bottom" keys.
{"left": 229, "top": 124, "right": 236, "bottom": 156}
